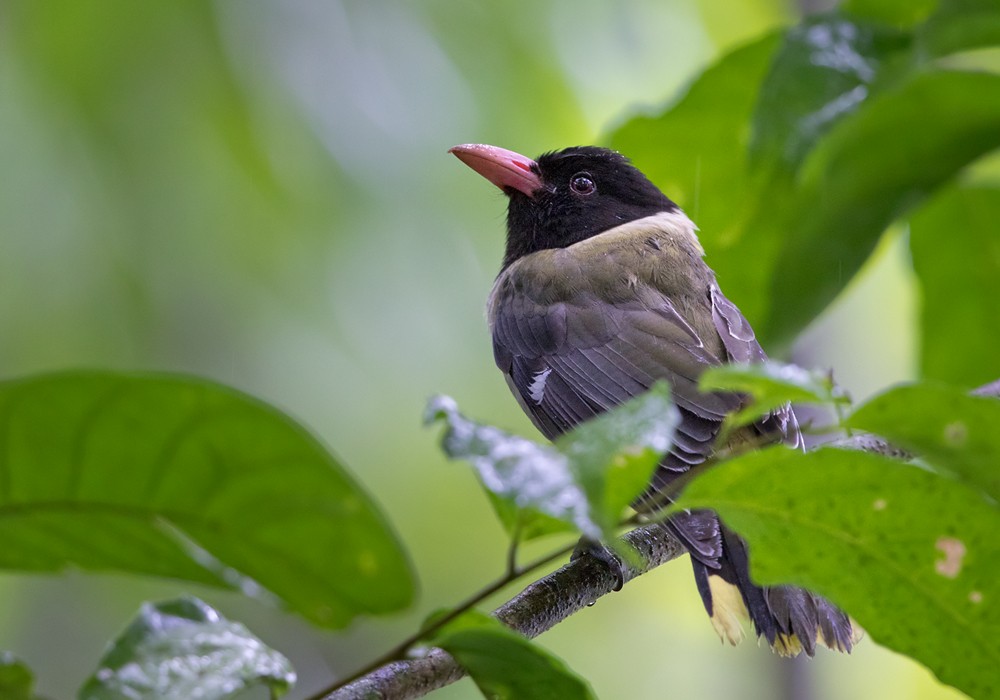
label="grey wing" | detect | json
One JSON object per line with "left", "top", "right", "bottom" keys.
{"left": 710, "top": 284, "right": 803, "bottom": 448}
{"left": 491, "top": 289, "right": 742, "bottom": 472}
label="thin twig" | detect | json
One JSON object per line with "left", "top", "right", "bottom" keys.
{"left": 307, "top": 541, "right": 576, "bottom": 700}
{"left": 315, "top": 523, "right": 685, "bottom": 700}
{"left": 313, "top": 378, "right": 1000, "bottom": 700}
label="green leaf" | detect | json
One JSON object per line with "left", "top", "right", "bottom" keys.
{"left": 760, "top": 68, "right": 1000, "bottom": 343}
{"left": 485, "top": 490, "right": 577, "bottom": 542}
{"left": 847, "top": 383, "right": 1000, "bottom": 500}
{"left": 919, "top": 0, "right": 1000, "bottom": 57}
{"left": 0, "top": 653, "right": 39, "bottom": 700}
{"left": 79, "top": 597, "right": 294, "bottom": 700}
{"left": 611, "top": 14, "right": 1000, "bottom": 349}
{"left": 426, "top": 383, "right": 677, "bottom": 541}
{"left": 909, "top": 186, "right": 1000, "bottom": 388}
{"left": 430, "top": 612, "right": 597, "bottom": 700}
{"left": 751, "top": 16, "right": 912, "bottom": 169}
{"left": 699, "top": 361, "right": 850, "bottom": 430}
{"left": 842, "top": 0, "right": 938, "bottom": 27}
{"left": 675, "top": 447, "right": 1000, "bottom": 700}
{"left": 0, "top": 372, "right": 414, "bottom": 627}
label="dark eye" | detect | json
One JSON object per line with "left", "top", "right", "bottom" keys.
{"left": 570, "top": 172, "right": 596, "bottom": 195}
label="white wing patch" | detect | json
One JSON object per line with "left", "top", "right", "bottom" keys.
{"left": 528, "top": 368, "right": 552, "bottom": 405}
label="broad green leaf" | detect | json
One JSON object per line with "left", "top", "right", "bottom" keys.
{"left": 612, "top": 15, "right": 1000, "bottom": 349}
{"left": 79, "top": 597, "right": 294, "bottom": 700}
{"left": 842, "top": 0, "right": 938, "bottom": 26}
{"left": 0, "top": 653, "right": 39, "bottom": 700}
{"left": 699, "top": 361, "right": 850, "bottom": 430}
{"left": 909, "top": 186, "right": 1000, "bottom": 388}
{"left": 485, "top": 491, "right": 576, "bottom": 542}
{"left": 751, "top": 16, "right": 912, "bottom": 169}
{"left": 847, "top": 383, "right": 1000, "bottom": 500}
{"left": 0, "top": 372, "right": 414, "bottom": 627}
{"left": 675, "top": 447, "right": 1000, "bottom": 700}
{"left": 919, "top": 0, "right": 1000, "bottom": 57}
{"left": 430, "top": 612, "right": 596, "bottom": 700}
{"left": 426, "top": 383, "right": 677, "bottom": 541}
{"left": 759, "top": 68, "right": 1000, "bottom": 343}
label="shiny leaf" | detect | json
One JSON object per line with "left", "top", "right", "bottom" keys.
{"left": 848, "top": 383, "right": 1000, "bottom": 500}
{"left": 676, "top": 447, "right": 1000, "bottom": 700}
{"left": 611, "top": 13, "right": 1000, "bottom": 349}
{"left": 759, "top": 69, "right": 1000, "bottom": 343}
{"left": 79, "top": 597, "right": 294, "bottom": 700}
{"left": 909, "top": 186, "right": 1000, "bottom": 388}
{"left": 427, "top": 383, "right": 677, "bottom": 541}
{"left": 430, "top": 612, "right": 596, "bottom": 700}
{"left": 751, "top": 16, "right": 911, "bottom": 169}
{"left": 0, "top": 372, "right": 414, "bottom": 628}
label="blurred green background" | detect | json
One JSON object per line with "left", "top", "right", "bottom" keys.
{"left": 0, "top": 0, "right": 959, "bottom": 698}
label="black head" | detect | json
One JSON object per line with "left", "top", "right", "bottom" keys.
{"left": 449, "top": 144, "right": 677, "bottom": 269}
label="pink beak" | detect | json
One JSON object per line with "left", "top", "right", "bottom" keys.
{"left": 449, "top": 144, "right": 543, "bottom": 198}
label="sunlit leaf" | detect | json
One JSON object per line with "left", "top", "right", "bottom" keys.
{"left": 700, "top": 361, "right": 850, "bottom": 430}
{"left": 426, "top": 383, "right": 677, "bottom": 541}
{"left": 675, "top": 447, "right": 1000, "bottom": 700}
{"left": 847, "top": 383, "right": 1000, "bottom": 500}
{"left": 430, "top": 612, "right": 596, "bottom": 700}
{"left": 79, "top": 597, "right": 294, "bottom": 700}
{"left": 909, "top": 186, "right": 1000, "bottom": 388}
{"left": 0, "top": 653, "right": 40, "bottom": 700}
{"left": 0, "top": 372, "right": 414, "bottom": 628}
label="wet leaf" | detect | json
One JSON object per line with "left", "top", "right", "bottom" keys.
{"left": 0, "top": 372, "right": 414, "bottom": 628}
{"left": 759, "top": 69, "right": 1000, "bottom": 343}
{"left": 751, "top": 16, "right": 911, "bottom": 169}
{"left": 675, "top": 447, "right": 1000, "bottom": 700}
{"left": 79, "top": 597, "right": 294, "bottom": 700}
{"left": 700, "top": 361, "right": 850, "bottom": 430}
{"left": 430, "top": 612, "right": 596, "bottom": 700}
{"left": 611, "top": 13, "right": 1000, "bottom": 349}
{"left": 426, "top": 383, "right": 677, "bottom": 541}
{"left": 847, "top": 383, "right": 1000, "bottom": 500}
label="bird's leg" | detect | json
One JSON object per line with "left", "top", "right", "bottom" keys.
{"left": 571, "top": 537, "right": 627, "bottom": 591}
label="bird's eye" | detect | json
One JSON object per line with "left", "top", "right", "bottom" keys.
{"left": 569, "top": 173, "right": 596, "bottom": 195}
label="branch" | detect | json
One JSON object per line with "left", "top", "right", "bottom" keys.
{"left": 320, "top": 377, "right": 1000, "bottom": 700}
{"left": 320, "top": 524, "right": 686, "bottom": 700}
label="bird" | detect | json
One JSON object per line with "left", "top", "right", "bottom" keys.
{"left": 449, "top": 142, "right": 858, "bottom": 657}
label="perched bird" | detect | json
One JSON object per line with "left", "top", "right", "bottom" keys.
{"left": 450, "top": 143, "right": 858, "bottom": 656}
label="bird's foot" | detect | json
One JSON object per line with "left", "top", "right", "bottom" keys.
{"left": 571, "top": 538, "right": 626, "bottom": 591}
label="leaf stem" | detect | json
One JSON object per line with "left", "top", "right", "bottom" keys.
{"left": 307, "top": 540, "right": 576, "bottom": 700}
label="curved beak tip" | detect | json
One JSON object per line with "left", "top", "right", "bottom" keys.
{"left": 449, "top": 143, "right": 542, "bottom": 198}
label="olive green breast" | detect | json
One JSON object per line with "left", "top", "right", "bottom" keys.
{"left": 489, "top": 210, "right": 723, "bottom": 357}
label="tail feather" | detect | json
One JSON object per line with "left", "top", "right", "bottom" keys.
{"left": 679, "top": 515, "right": 858, "bottom": 656}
